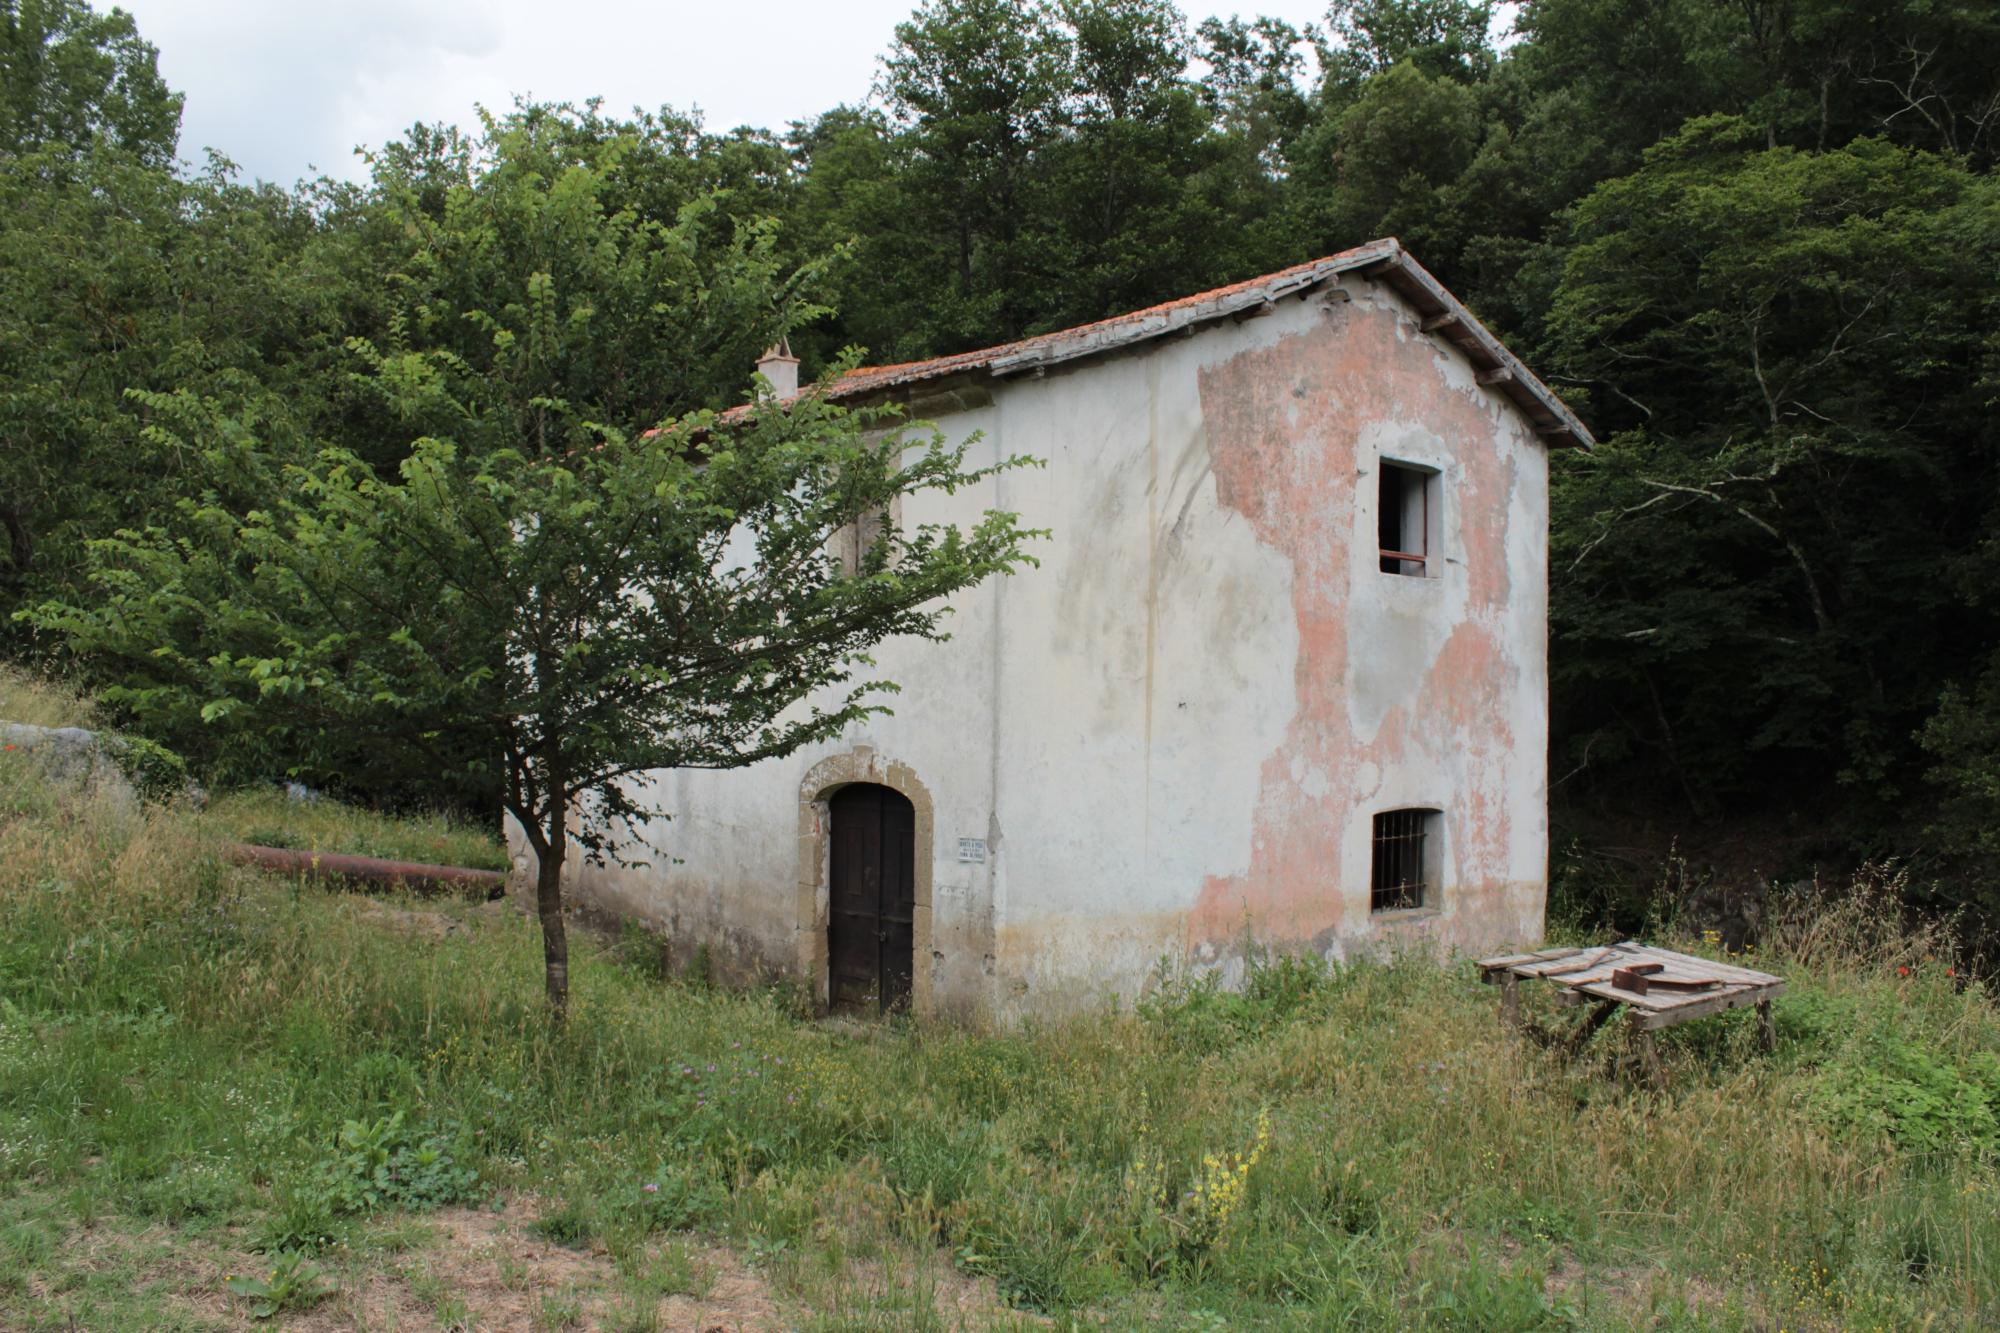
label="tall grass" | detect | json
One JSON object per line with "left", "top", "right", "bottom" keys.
{"left": 198, "top": 786, "right": 509, "bottom": 870}
{"left": 0, "top": 663, "right": 96, "bottom": 730}
{"left": 1, "top": 752, "right": 1995, "bottom": 1329}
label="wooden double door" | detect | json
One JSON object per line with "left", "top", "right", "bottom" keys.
{"left": 827, "top": 784, "right": 915, "bottom": 1014}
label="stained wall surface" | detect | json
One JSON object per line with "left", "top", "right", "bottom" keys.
{"left": 510, "top": 273, "right": 1552, "bottom": 1020}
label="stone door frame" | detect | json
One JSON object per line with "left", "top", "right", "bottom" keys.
{"left": 797, "top": 747, "right": 936, "bottom": 1017}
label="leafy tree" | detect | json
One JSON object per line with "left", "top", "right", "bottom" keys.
{"left": 33, "top": 114, "right": 1043, "bottom": 1017}
{"left": 0, "top": 147, "right": 344, "bottom": 655}
{"left": 879, "top": 0, "right": 1073, "bottom": 347}
{"left": 1545, "top": 118, "right": 2000, "bottom": 822}
{"left": 1197, "top": 14, "right": 1313, "bottom": 174}
{"left": 0, "top": 0, "right": 180, "bottom": 163}
{"left": 1292, "top": 59, "right": 1483, "bottom": 269}
{"left": 1042, "top": 0, "right": 1221, "bottom": 320}
{"left": 1321, "top": 0, "right": 1495, "bottom": 87}
{"left": 1920, "top": 661, "right": 2000, "bottom": 889}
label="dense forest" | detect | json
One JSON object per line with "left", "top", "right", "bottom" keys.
{"left": 3, "top": 0, "right": 1997, "bottom": 928}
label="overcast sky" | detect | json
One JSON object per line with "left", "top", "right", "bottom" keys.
{"left": 123, "top": 0, "right": 1337, "bottom": 187}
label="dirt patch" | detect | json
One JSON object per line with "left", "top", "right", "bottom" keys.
{"left": 349, "top": 898, "right": 511, "bottom": 943}
{"left": 24, "top": 1197, "right": 1028, "bottom": 1331}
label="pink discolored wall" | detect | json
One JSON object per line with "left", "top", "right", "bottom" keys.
{"left": 1181, "top": 292, "right": 1547, "bottom": 962}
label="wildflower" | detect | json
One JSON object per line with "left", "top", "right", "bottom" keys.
{"left": 642, "top": 1183, "right": 659, "bottom": 1193}
{"left": 1898, "top": 966, "right": 1910, "bottom": 977}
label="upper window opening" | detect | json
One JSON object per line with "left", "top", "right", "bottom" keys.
{"left": 1378, "top": 460, "right": 1439, "bottom": 577}
{"left": 839, "top": 498, "right": 896, "bottom": 576}
{"left": 1371, "top": 808, "right": 1440, "bottom": 912}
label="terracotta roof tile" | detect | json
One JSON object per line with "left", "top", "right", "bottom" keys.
{"left": 719, "top": 240, "right": 1592, "bottom": 447}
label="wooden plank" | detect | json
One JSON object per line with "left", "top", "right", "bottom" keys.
{"left": 1514, "top": 947, "right": 1612, "bottom": 979}
{"left": 1573, "top": 977, "right": 1782, "bottom": 1019}
{"left": 1562, "top": 946, "right": 1781, "bottom": 988}
{"left": 1635, "top": 985, "right": 1781, "bottom": 1031}
{"left": 1556, "top": 961, "right": 1720, "bottom": 988}
{"left": 1569, "top": 979, "right": 1742, "bottom": 1010}
{"left": 1477, "top": 951, "right": 1553, "bottom": 973}
{"left": 1617, "top": 947, "right": 1781, "bottom": 986}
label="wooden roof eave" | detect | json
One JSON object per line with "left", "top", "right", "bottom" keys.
{"left": 1360, "top": 251, "right": 1595, "bottom": 450}
{"left": 709, "top": 239, "right": 1593, "bottom": 451}
{"left": 983, "top": 241, "right": 1404, "bottom": 382}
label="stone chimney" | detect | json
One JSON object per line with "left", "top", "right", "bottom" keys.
{"left": 756, "top": 336, "right": 800, "bottom": 401}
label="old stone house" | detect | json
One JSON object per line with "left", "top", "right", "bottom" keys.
{"left": 518, "top": 238, "right": 1592, "bottom": 1021}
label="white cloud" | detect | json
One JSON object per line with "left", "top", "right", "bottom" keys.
{"left": 123, "top": 0, "right": 1334, "bottom": 185}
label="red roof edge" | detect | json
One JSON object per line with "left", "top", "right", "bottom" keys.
{"left": 724, "top": 240, "right": 1592, "bottom": 448}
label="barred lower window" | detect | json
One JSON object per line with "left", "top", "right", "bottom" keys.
{"left": 1371, "top": 808, "right": 1440, "bottom": 912}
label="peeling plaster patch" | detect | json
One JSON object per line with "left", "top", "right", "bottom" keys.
{"left": 1290, "top": 754, "right": 1332, "bottom": 801}
{"left": 1190, "top": 297, "right": 1544, "bottom": 960}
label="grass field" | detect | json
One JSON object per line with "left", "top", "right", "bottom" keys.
{"left": 1, "top": 751, "right": 1996, "bottom": 1330}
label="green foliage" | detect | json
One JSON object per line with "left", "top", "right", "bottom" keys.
{"left": 1809, "top": 1028, "right": 2000, "bottom": 1156}
{"left": 29, "top": 105, "right": 1043, "bottom": 1012}
{"left": 251, "top": 1180, "right": 344, "bottom": 1256}
{"left": 316, "top": 1111, "right": 480, "bottom": 1215}
{"left": 1135, "top": 950, "right": 1344, "bottom": 1051}
{"left": 1545, "top": 121, "right": 2000, "bottom": 841}
{"left": 528, "top": 1197, "right": 597, "bottom": 1249}
{"left": 1920, "top": 660, "right": 2000, "bottom": 881}
{"left": 616, "top": 1162, "right": 728, "bottom": 1235}
{"left": 5, "top": 0, "right": 2000, "bottom": 967}
{"left": 99, "top": 733, "right": 186, "bottom": 800}
{"left": 223, "top": 1250, "right": 336, "bottom": 1320}
{"left": 0, "top": 0, "right": 181, "bottom": 163}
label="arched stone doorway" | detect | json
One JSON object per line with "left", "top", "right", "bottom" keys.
{"left": 797, "top": 748, "right": 936, "bottom": 1016}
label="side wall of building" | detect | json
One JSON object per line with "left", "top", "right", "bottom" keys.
{"left": 986, "top": 277, "right": 1549, "bottom": 1016}
{"left": 510, "top": 274, "right": 1550, "bottom": 1020}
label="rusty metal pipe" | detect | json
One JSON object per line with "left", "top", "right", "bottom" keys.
{"left": 226, "top": 843, "right": 506, "bottom": 900}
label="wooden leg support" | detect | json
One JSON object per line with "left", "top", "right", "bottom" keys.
{"left": 1562, "top": 1000, "right": 1618, "bottom": 1057}
{"left": 1629, "top": 1013, "right": 1665, "bottom": 1089}
{"left": 1499, "top": 972, "right": 1521, "bottom": 1030}
{"left": 1757, "top": 997, "right": 1776, "bottom": 1053}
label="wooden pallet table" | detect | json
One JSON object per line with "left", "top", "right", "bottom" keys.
{"left": 1476, "top": 942, "right": 1784, "bottom": 1080}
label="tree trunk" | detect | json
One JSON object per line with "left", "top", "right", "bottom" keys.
{"left": 535, "top": 806, "right": 571, "bottom": 1021}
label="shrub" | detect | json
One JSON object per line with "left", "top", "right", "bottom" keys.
{"left": 101, "top": 734, "right": 190, "bottom": 801}
{"left": 1808, "top": 1031, "right": 2000, "bottom": 1155}
{"left": 1136, "top": 950, "right": 1342, "bottom": 1052}
{"left": 317, "top": 1111, "right": 480, "bottom": 1214}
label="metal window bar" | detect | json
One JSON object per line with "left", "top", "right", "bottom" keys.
{"left": 1371, "top": 809, "right": 1430, "bottom": 912}
{"left": 1378, "top": 464, "right": 1429, "bottom": 576}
